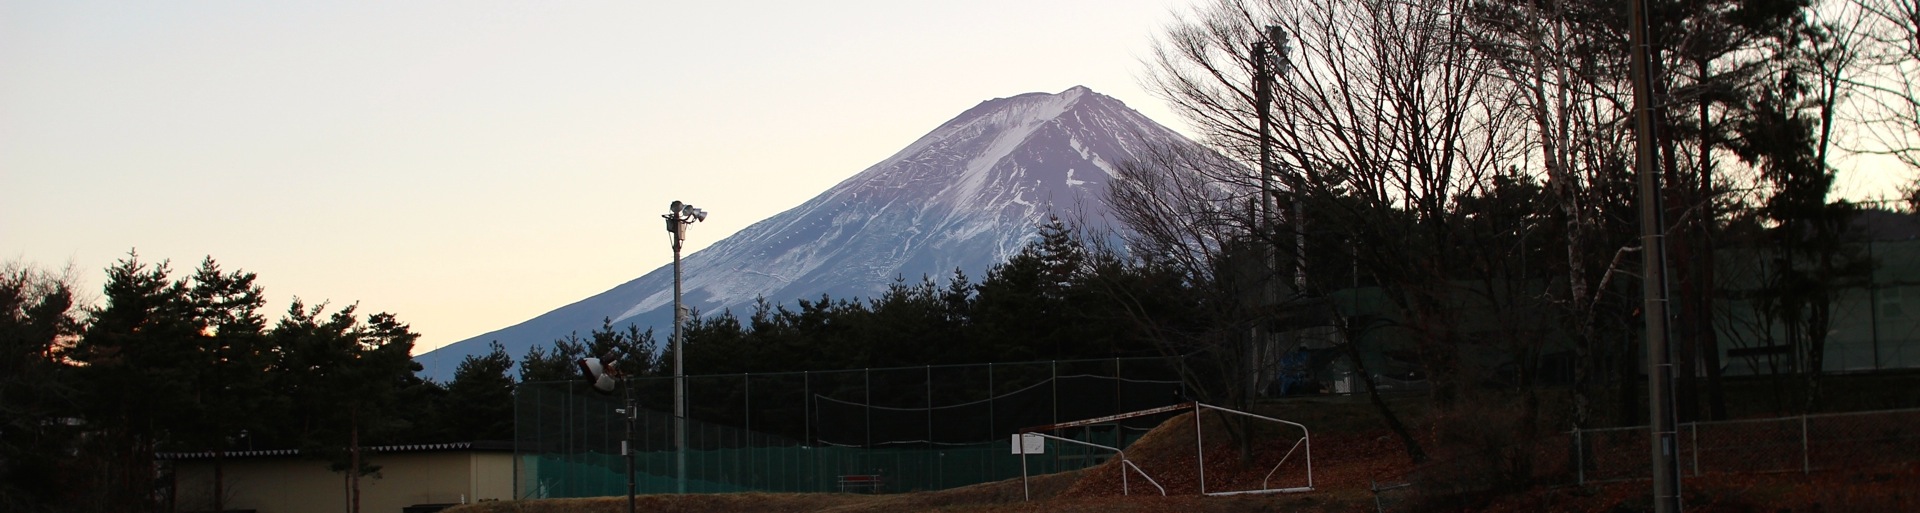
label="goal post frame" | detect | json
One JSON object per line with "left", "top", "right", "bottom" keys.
{"left": 1014, "top": 401, "right": 1313, "bottom": 500}
{"left": 1194, "top": 402, "right": 1313, "bottom": 495}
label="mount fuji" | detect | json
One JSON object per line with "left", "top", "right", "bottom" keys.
{"left": 415, "top": 86, "right": 1199, "bottom": 382}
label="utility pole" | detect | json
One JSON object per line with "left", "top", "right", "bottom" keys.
{"left": 664, "top": 200, "right": 707, "bottom": 495}
{"left": 1628, "top": 0, "right": 1684, "bottom": 510}
{"left": 1252, "top": 33, "right": 1277, "bottom": 402}
{"left": 1255, "top": 37, "right": 1274, "bottom": 238}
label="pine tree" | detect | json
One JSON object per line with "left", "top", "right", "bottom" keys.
{"left": 266, "top": 301, "right": 418, "bottom": 513}
{"left": 181, "top": 257, "right": 272, "bottom": 513}
{"left": 444, "top": 342, "right": 515, "bottom": 441}
{"left": 519, "top": 335, "right": 587, "bottom": 383}
{"left": 69, "top": 252, "right": 199, "bottom": 511}
{"left": 0, "top": 262, "right": 82, "bottom": 512}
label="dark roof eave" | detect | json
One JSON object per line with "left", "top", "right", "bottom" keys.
{"left": 158, "top": 441, "right": 513, "bottom": 461}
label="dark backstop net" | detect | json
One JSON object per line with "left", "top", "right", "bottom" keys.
{"left": 513, "top": 357, "right": 1186, "bottom": 498}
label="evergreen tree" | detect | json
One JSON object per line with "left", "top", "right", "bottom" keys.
{"left": 0, "top": 263, "right": 82, "bottom": 512}
{"left": 266, "top": 301, "right": 418, "bottom": 513}
{"left": 519, "top": 335, "right": 587, "bottom": 383}
{"left": 68, "top": 253, "right": 199, "bottom": 511}
{"left": 180, "top": 258, "right": 273, "bottom": 513}
{"left": 443, "top": 342, "right": 515, "bottom": 441}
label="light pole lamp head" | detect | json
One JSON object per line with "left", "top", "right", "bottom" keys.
{"left": 1266, "top": 25, "right": 1291, "bottom": 75}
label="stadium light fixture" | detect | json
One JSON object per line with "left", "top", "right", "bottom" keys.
{"left": 662, "top": 200, "right": 708, "bottom": 494}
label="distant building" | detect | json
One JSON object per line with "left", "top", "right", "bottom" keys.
{"left": 158, "top": 441, "right": 513, "bottom": 513}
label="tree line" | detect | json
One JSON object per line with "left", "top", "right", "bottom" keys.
{"left": 0, "top": 254, "right": 500, "bottom": 513}
{"left": 0, "top": 221, "right": 1186, "bottom": 512}
{"left": 507, "top": 218, "right": 1165, "bottom": 386}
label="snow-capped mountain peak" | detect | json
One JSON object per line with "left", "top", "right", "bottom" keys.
{"left": 415, "top": 86, "right": 1196, "bottom": 381}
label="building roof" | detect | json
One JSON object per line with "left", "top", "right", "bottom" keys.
{"left": 157, "top": 441, "right": 512, "bottom": 460}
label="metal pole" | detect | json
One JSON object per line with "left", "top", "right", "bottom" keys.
{"left": 1628, "top": 0, "right": 1682, "bottom": 509}
{"left": 1575, "top": 427, "right": 1584, "bottom": 485}
{"left": 865, "top": 368, "right": 872, "bottom": 449}
{"left": 1254, "top": 39, "right": 1274, "bottom": 237}
{"left": 1690, "top": 423, "right": 1699, "bottom": 477}
{"left": 926, "top": 365, "right": 934, "bottom": 488}
{"left": 1801, "top": 415, "right": 1810, "bottom": 474}
{"left": 988, "top": 364, "right": 995, "bottom": 440}
{"left": 744, "top": 372, "right": 750, "bottom": 488}
{"left": 1195, "top": 403, "right": 1207, "bottom": 494}
{"left": 673, "top": 226, "right": 688, "bottom": 494}
{"left": 625, "top": 380, "right": 636, "bottom": 513}
{"left": 804, "top": 371, "right": 813, "bottom": 491}
{"left": 1019, "top": 433, "right": 1030, "bottom": 501}
{"left": 926, "top": 365, "right": 934, "bottom": 446}
{"left": 1869, "top": 241, "right": 1881, "bottom": 370}
{"left": 1252, "top": 39, "right": 1279, "bottom": 391}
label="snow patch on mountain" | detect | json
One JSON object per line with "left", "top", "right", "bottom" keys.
{"left": 414, "top": 86, "right": 1204, "bottom": 382}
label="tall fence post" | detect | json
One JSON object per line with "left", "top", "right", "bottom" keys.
{"left": 1868, "top": 239, "right": 1881, "bottom": 370}
{"left": 1801, "top": 414, "right": 1811, "bottom": 474}
{"left": 865, "top": 368, "right": 873, "bottom": 450}
{"left": 743, "top": 372, "right": 751, "bottom": 489}
{"left": 1051, "top": 360, "right": 1059, "bottom": 427}
{"left": 803, "top": 371, "right": 812, "bottom": 492}
{"left": 926, "top": 364, "right": 934, "bottom": 489}
{"left": 1574, "top": 426, "right": 1584, "bottom": 485}
{"left": 988, "top": 363, "right": 996, "bottom": 440}
{"left": 1690, "top": 423, "right": 1699, "bottom": 477}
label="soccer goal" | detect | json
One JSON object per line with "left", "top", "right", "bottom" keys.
{"left": 1015, "top": 401, "right": 1313, "bottom": 499}
{"left": 1015, "top": 402, "right": 1188, "bottom": 500}
{"left": 1193, "top": 402, "right": 1312, "bottom": 495}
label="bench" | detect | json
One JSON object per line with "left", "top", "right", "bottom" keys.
{"left": 838, "top": 473, "right": 884, "bottom": 493}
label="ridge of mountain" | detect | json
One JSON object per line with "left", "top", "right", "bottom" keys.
{"left": 414, "top": 86, "right": 1197, "bottom": 382}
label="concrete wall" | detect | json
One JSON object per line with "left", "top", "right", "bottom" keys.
{"left": 171, "top": 450, "right": 511, "bottom": 513}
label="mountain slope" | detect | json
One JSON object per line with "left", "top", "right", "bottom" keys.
{"left": 416, "top": 86, "right": 1197, "bottom": 381}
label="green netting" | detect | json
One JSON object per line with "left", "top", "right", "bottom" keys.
{"left": 512, "top": 357, "right": 1183, "bottom": 498}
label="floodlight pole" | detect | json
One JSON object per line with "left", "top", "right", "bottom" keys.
{"left": 1252, "top": 32, "right": 1279, "bottom": 402}
{"left": 1259, "top": 26, "right": 1305, "bottom": 292}
{"left": 1255, "top": 26, "right": 1301, "bottom": 291}
{"left": 1269, "top": 25, "right": 1303, "bottom": 290}
{"left": 1254, "top": 38, "right": 1274, "bottom": 241}
{"left": 674, "top": 222, "right": 686, "bottom": 495}
{"left": 664, "top": 201, "right": 706, "bottom": 495}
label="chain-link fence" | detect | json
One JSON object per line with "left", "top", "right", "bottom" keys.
{"left": 1370, "top": 408, "right": 1920, "bottom": 511}
{"left": 1719, "top": 238, "right": 1920, "bottom": 374}
{"left": 1571, "top": 407, "right": 1920, "bottom": 484}
{"left": 513, "top": 356, "right": 1187, "bottom": 498}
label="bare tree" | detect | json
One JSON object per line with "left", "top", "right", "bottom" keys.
{"left": 1132, "top": 0, "right": 1537, "bottom": 464}
{"left": 1464, "top": 0, "right": 1648, "bottom": 430}
{"left": 1095, "top": 141, "right": 1293, "bottom": 462}
{"left": 1841, "top": 0, "right": 1920, "bottom": 171}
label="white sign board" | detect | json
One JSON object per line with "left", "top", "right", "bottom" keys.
{"left": 1011, "top": 433, "right": 1045, "bottom": 455}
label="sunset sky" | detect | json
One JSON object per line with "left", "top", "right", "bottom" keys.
{"left": 1, "top": 0, "right": 1191, "bottom": 354}
{"left": 3, "top": 0, "right": 1910, "bottom": 355}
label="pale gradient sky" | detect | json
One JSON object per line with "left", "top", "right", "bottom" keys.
{"left": 4, "top": 1, "right": 1910, "bottom": 356}
{"left": 1, "top": 0, "right": 1193, "bottom": 354}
